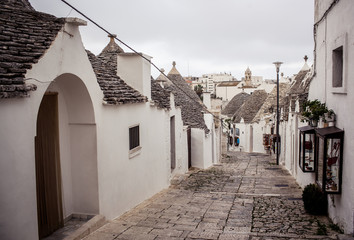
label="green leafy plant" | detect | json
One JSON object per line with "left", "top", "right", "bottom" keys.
{"left": 194, "top": 84, "right": 204, "bottom": 100}
{"left": 301, "top": 99, "right": 334, "bottom": 125}
{"left": 302, "top": 183, "right": 328, "bottom": 215}
{"left": 316, "top": 220, "right": 328, "bottom": 235}
{"left": 329, "top": 222, "right": 344, "bottom": 234}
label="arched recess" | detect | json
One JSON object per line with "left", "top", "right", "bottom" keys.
{"left": 35, "top": 73, "right": 99, "bottom": 237}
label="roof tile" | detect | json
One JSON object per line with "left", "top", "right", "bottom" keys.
{"left": 166, "top": 64, "right": 209, "bottom": 132}
{"left": 221, "top": 92, "right": 250, "bottom": 117}
{"left": 151, "top": 78, "right": 171, "bottom": 109}
{"left": 0, "top": 0, "right": 65, "bottom": 98}
{"left": 233, "top": 90, "right": 268, "bottom": 123}
{"left": 86, "top": 50, "right": 147, "bottom": 105}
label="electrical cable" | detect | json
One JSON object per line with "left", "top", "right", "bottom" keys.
{"left": 59, "top": 0, "right": 224, "bottom": 125}
{"left": 24, "top": 78, "right": 53, "bottom": 84}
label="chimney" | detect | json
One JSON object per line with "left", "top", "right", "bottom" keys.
{"left": 117, "top": 52, "right": 152, "bottom": 99}
{"left": 203, "top": 92, "right": 211, "bottom": 110}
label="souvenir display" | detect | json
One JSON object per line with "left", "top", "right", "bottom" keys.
{"left": 263, "top": 134, "right": 270, "bottom": 146}
{"left": 315, "top": 127, "right": 344, "bottom": 194}
{"left": 299, "top": 126, "right": 316, "bottom": 172}
{"left": 325, "top": 138, "right": 340, "bottom": 192}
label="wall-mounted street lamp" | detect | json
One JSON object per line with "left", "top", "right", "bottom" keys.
{"left": 273, "top": 61, "right": 283, "bottom": 165}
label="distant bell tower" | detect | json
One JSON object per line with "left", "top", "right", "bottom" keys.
{"left": 245, "top": 67, "right": 252, "bottom": 86}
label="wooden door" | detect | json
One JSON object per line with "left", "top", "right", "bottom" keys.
{"left": 187, "top": 128, "right": 191, "bottom": 168}
{"left": 35, "top": 93, "right": 63, "bottom": 238}
{"left": 170, "top": 116, "right": 176, "bottom": 170}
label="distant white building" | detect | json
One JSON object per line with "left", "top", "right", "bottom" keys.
{"left": 216, "top": 67, "right": 276, "bottom": 101}
{"left": 198, "top": 72, "right": 235, "bottom": 94}
{"left": 215, "top": 81, "right": 240, "bottom": 101}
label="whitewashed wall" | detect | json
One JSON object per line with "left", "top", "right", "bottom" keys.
{"left": 0, "top": 20, "right": 191, "bottom": 240}
{"left": 0, "top": 21, "right": 103, "bottom": 240}
{"left": 96, "top": 102, "right": 170, "bottom": 219}
{"left": 308, "top": 0, "right": 354, "bottom": 234}
{"left": 216, "top": 85, "right": 241, "bottom": 101}
{"left": 168, "top": 95, "right": 189, "bottom": 178}
{"left": 252, "top": 122, "right": 267, "bottom": 154}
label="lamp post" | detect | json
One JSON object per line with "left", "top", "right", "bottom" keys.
{"left": 273, "top": 61, "right": 283, "bottom": 165}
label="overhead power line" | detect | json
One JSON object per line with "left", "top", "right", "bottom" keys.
{"left": 60, "top": 0, "right": 223, "bottom": 125}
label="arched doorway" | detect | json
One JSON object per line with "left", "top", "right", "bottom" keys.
{"left": 35, "top": 74, "right": 99, "bottom": 238}
{"left": 35, "top": 93, "right": 63, "bottom": 238}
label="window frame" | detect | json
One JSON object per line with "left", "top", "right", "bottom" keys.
{"left": 129, "top": 124, "right": 141, "bottom": 158}
{"left": 330, "top": 33, "right": 348, "bottom": 94}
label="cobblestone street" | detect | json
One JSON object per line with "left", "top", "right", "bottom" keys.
{"left": 84, "top": 152, "right": 340, "bottom": 240}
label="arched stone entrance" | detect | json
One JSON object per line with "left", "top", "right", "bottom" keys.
{"left": 35, "top": 73, "right": 99, "bottom": 238}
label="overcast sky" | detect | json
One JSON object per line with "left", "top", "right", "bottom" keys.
{"left": 30, "top": 0, "right": 314, "bottom": 80}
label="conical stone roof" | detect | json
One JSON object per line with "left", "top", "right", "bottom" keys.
{"left": 165, "top": 61, "right": 209, "bottom": 132}
{"left": 221, "top": 92, "right": 250, "bottom": 117}
{"left": 168, "top": 61, "right": 181, "bottom": 75}
{"left": 233, "top": 90, "right": 268, "bottom": 123}
{"left": 98, "top": 35, "right": 124, "bottom": 72}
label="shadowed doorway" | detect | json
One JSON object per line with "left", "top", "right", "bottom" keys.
{"left": 35, "top": 93, "right": 64, "bottom": 238}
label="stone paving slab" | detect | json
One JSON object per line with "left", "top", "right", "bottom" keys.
{"left": 83, "top": 152, "right": 342, "bottom": 240}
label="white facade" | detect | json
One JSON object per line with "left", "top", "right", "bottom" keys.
{"left": 0, "top": 19, "right": 195, "bottom": 239}
{"left": 307, "top": 0, "right": 354, "bottom": 234}
{"left": 277, "top": 0, "right": 354, "bottom": 235}
{"left": 190, "top": 110, "right": 219, "bottom": 169}
{"left": 198, "top": 73, "right": 235, "bottom": 94}
{"left": 215, "top": 82, "right": 240, "bottom": 101}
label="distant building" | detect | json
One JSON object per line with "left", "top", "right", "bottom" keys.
{"left": 216, "top": 67, "right": 275, "bottom": 102}
{"left": 184, "top": 76, "right": 199, "bottom": 86}
{"left": 215, "top": 81, "right": 241, "bottom": 101}
{"left": 198, "top": 72, "right": 235, "bottom": 94}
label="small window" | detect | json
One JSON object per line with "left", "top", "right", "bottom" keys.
{"left": 332, "top": 46, "right": 343, "bottom": 88}
{"left": 129, "top": 125, "right": 140, "bottom": 150}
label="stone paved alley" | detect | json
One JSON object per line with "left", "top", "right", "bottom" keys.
{"left": 83, "top": 152, "right": 341, "bottom": 240}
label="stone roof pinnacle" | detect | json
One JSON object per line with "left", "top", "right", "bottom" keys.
{"left": 168, "top": 61, "right": 181, "bottom": 75}
{"left": 300, "top": 55, "right": 310, "bottom": 71}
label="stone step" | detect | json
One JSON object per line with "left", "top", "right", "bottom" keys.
{"left": 63, "top": 215, "right": 106, "bottom": 240}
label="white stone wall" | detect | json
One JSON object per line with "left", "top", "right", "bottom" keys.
{"left": 0, "top": 22, "right": 103, "bottom": 240}
{"left": 215, "top": 85, "right": 241, "bottom": 101}
{"left": 96, "top": 102, "right": 171, "bottom": 220}
{"left": 190, "top": 113, "right": 217, "bottom": 169}
{"left": 169, "top": 101, "right": 189, "bottom": 179}
{"left": 252, "top": 122, "right": 267, "bottom": 154}
{"left": 0, "top": 20, "right": 193, "bottom": 240}
{"left": 308, "top": 0, "right": 354, "bottom": 234}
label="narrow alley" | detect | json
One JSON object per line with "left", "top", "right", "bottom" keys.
{"left": 82, "top": 152, "right": 340, "bottom": 240}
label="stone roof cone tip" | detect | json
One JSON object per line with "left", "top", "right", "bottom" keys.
{"left": 156, "top": 68, "right": 169, "bottom": 82}
{"left": 99, "top": 34, "right": 124, "bottom": 55}
{"left": 168, "top": 61, "right": 181, "bottom": 75}
{"left": 300, "top": 55, "right": 310, "bottom": 71}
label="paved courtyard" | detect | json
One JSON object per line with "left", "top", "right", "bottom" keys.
{"left": 83, "top": 152, "right": 340, "bottom": 240}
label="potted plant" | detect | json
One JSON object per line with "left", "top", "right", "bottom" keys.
{"left": 302, "top": 183, "right": 327, "bottom": 215}
{"left": 301, "top": 100, "right": 334, "bottom": 127}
